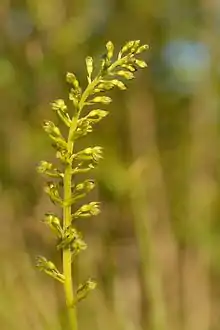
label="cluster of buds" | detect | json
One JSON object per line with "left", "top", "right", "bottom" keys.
{"left": 36, "top": 40, "right": 148, "bottom": 306}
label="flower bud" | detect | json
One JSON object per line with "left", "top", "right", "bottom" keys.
{"left": 76, "top": 279, "right": 97, "bottom": 303}
{"left": 90, "top": 96, "right": 112, "bottom": 105}
{"left": 43, "top": 121, "right": 61, "bottom": 137}
{"left": 43, "top": 213, "right": 62, "bottom": 237}
{"left": 73, "top": 202, "right": 100, "bottom": 218}
{"left": 75, "top": 180, "right": 95, "bottom": 193}
{"left": 86, "top": 109, "right": 109, "bottom": 121}
{"left": 51, "top": 99, "right": 67, "bottom": 112}
{"left": 136, "top": 44, "right": 149, "bottom": 54}
{"left": 135, "top": 59, "right": 148, "bottom": 68}
{"left": 86, "top": 56, "right": 93, "bottom": 81}
{"left": 106, "top": 41, "right": 114, "bottom": 60}
{"left": 111, "top": 79, "right": 127, "bottom": 90}
{"left": 116, "top": 70, "right": 134, "bottom": 80}
{"left": 74, "top": 146, "right": 103, "bottom": 163}
{"left": 66, "top": 72, "right": 80, "bottom": 90}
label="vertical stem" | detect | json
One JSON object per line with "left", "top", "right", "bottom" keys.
{"left": 61, "top": 70, "right": 118, "bottom": 328}
{"left": 63, "top": 115, "right": 79, "bottom": 330}
{"left": 62, "top": 78, "right": 98, "bottom": 329}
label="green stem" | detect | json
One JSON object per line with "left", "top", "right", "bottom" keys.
{"left": 63, "top": 114, "right": 78, "bottom": 330}
{"left": 62, "top": 61, "right": 123, "bottom": 327}
{"left": 62, "top": 76, "right": 100, "bottom": 330}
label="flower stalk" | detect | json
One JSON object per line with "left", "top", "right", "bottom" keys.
{"left": 36, "top": 40, "right": 148, "bottom": 330}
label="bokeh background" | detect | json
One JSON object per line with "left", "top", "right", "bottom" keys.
{"left": 1, "top": 0, "right": 220, "bottom": 329}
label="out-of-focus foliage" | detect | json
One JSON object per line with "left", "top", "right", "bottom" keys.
{"left": 1, "top": 1, "right": 220, "bottom": 330}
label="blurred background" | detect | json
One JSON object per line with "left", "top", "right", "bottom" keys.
{"left": 1, "top": 0, "right": 220, "bottom": 329}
